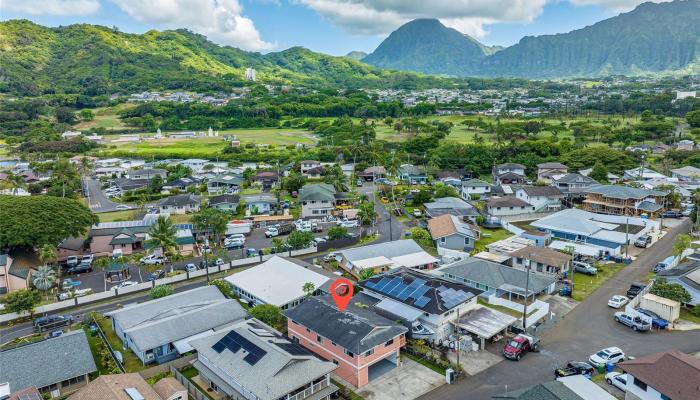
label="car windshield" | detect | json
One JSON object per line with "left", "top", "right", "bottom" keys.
{"left": 508, "top": 340, "right": 522, "bottom": 348}
{"left": 595, "top": 351, "right": 609, "bottom": 359}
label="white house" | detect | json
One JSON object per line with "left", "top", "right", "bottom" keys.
{"left": 460, "top": 178, "right": 491, "bottom": 199}
{"left": 514, "top": 186, "right": 564, "bottom": 212}
{"left": 485, "top": 196, "right": 536, "bottom": 217}
{"left": 224, "top": 256, "right": 332, "bottom": 310}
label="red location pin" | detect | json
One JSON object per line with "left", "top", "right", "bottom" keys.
{"left": 330, "top": 278, "right": 353, "bottom": 312}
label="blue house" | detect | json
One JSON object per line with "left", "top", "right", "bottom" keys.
{"left": 398, "top": 164, "right": 428, "bottom": 184}
{"left": 104, "top": 286, "right": 247, "bottom": 365}
{"left": 242, "top": 194, "right": 278, "bottom": 215}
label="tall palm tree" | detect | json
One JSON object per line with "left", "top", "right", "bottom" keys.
{"left": 147, "top": 216, "right": 178, "bottom": 272}
{"left": 1, "top": 171, "right": 26, "bottom": 195}
{"left": 52, "top": 158, "right": 79, "bottom": 198}
{"left": 33, "top": 266, "right": 57, "bottom": 300}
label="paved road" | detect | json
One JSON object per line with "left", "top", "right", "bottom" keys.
{"left": 85, "top": 178, "right": 131, "bottom": 213}
{"left": 360, "top": 183, "right": 408, "bottom": 243}
{"left": 424, "top": 219, "right": 699, "bottom": 400}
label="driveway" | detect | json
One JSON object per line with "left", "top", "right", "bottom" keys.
{"left": 356, "top": 358, "right": 444, "bottom": 400}
{"left": 359, "top": 182, "right": 408, "bottom": 243}
{"left": 423, "top": 218, "right": 700, "bottom": 400}
{"left": 84, "top": 178, "right": 131, "bottom": 213}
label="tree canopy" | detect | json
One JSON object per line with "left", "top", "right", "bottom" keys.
{"left": 0, "top": 195, "right": 97, "bottom": 248}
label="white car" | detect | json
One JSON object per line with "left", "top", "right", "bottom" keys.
{"left": 185, "top": 263, "right": 198, "bottom": 272}
{"left": 116, "top": 281, "right": 138, "bottom": 289}
{"left": 589, "top": 347, "right": 626, "bottom": 367}
{"left": 608, "top": 295, "right": 629, "bottom": 309}
{"left": 605, "top": 372, "right": 628, "bottom": 391}
{"left": 115, "top": 204, "right": 130, "bottom": 210}
{"left": 140, "top": 254, "right": 164, "bottom": 265}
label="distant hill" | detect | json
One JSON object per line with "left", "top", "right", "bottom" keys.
{"left": 362, "top": 19, "right": 497, "bottom": 76}
{"left": 0, "top": 20, "right": 451, "bottom": 95}
{"left": 345, "top": 51, "right": 368, "bottom": 61}
{"left": 363, "top": 0, "right": 700, "bottom": 78}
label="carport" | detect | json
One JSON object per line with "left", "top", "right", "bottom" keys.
{"left": 368, "top": 353, "right": 399, "bottom": 382}
{"left": 452, "top": 306, "right": 517, "bottom": 349}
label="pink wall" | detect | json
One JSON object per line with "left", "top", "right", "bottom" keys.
{"left": 287, "top": 320, "right": 406, "bottom": 388}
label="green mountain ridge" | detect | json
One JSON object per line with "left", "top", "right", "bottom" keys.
{"left": 364, "top": 0, "right": 700, "bottom": 78}
{"left": 344, "top": 51, "right": 368, "bottom": 61}
{"left": 0, "top": 20, "right": 450, "bottom": 95}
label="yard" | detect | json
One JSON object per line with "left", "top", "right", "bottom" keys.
{"left": 680, "top": 307, "right": 700, "bottom": 324}
{"left": 97, "top": 209, "right": 140, "bottom": 222}
{"left": 571, "top": 262, "right": 626, "bottom": 301}
{"left": 473, "top": 228, "right": 513, "bottom": 251}
{"left": 179, "top": 366, "right": 215, "bottom": 400}
{"left": 93, "top": 315, "right": 147, "bottom": 372}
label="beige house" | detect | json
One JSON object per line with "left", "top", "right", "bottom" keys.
{"left": 0, "top": 254, "right": 33, "bottom": 295}
{"left": 88, "top": 217, "right": 159, "bottom": 257}
{"left": 69, "top": 373, "right": 186, "bottom": 400}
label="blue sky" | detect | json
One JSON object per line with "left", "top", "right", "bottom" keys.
{"left": 1, "top": 1, "right": 661, "bottom": 55}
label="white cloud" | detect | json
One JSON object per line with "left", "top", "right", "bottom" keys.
{"left": 293, "top": 0, "right": 548, "bottom": 38}
{"left": 111, "top": 0, "right": 275, "bottom": 51}
{"left": 569, "top": 0, "right": 673, "bottom": 11}
{"left": 3, "top": 0, "right": 100, "bottom": 16}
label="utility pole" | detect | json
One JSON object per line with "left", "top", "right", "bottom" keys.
{"left": 522, "top": 256, "right": 531, "bottom": 330}
{"left": 625, "top": 217, "right": 630, "bottom": 258}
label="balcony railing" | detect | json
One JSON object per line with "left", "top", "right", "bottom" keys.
{"left": 287, "top": 380, "right": 329, "bottom": 400}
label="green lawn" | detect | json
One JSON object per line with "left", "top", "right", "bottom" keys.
{"left": 477, "top": 298, "right": 522, "bottom": 318}
{"left": 94, "top": 316, "right": 147, "bottom": 372}
{"left": 75, "top": 103, "right": 135, "bottom": 131}
{"left": 680, "top": 307, "right": 700, "bottom": 324}
{"left": 97, "top": 209, "right": 140, "bottom": 222}
{"left": 402, "top": 352, "right": 447, "bottom": 375}
{"left": 179, "top": 366, "right": 214, "bottom": 400}
{"left": 83, "top": 325, "right": 116, "bottom": 375}
{"left": 474, "top": 228, "right": 513, "bottom": 251}
{"left": 572, "top": 263, "right": 626, "bottom": 301}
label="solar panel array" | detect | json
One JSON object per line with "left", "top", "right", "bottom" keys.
{"left": 437, "top": 287, "right": 472, "bottom": 309}
{"left": 212, "top": 330, "right": 267, "bottom": 366}
{"left": 274, "top": 342, "right": 310, "bottom": 356}
{"left": 365, "top": 276, "right": 432, "bottom": 309}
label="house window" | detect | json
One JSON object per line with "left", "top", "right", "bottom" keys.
{"left": 332, "top": 359, "right": 339, "bottom": 365}
{"left": 633, "top": 377, "right": 647, "bottom": 391}
{"left": 317, "top": 335, "right": 323, "bottom": 343}
{"left": 464, "top": 237, "right": 470, "bottom": 245}
{"left": 364, "top": 349, "right": 374, "bottom": 357}
{"left": 344, "top": 349, "right": 355, "bottom": 358}
{"left": 440, "top": 237, "right": 446, "bottom": 244}
{"left": 516, "top": 257, "right": 523, "bottom": 264}
{"left": 385, "top": 339, "right": 394, "bottom": 346}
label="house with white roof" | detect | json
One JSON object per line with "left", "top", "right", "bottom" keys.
{"left": 671, "top": 166, "right": 700, "bottom": 182}
{"left": 338, "top": 239, "right": 438, "bottom": 277}
{"left": 224, "top": 256, "right": 333, "bottom": 310}
{"left": 623, "top": 167, "right": 668, "bottom": 181}
{"left": 531, "top": 208, "right": 659, "bottom": 256}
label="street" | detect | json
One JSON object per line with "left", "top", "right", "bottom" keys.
{"left": 84, "top": 178, "right": 131, "bottom": 213}
{"left": 423, "top": 218, "right": 700, "bottom": 400}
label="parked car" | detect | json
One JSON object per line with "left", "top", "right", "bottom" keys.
{"left": 573, "top": 261, "right": 598, "bottom": 275}
{"left": 661, "top": 210, "right": 683, "bottom": 218}
{"left": 246, "top": 248, "right": 258, "bottom": 257}
{"left": 65, "top": 256, "right": 79, "bottom": 267}
{"left": 626, "top": 282, "right": 646, "bottom": 299}
{"left": 605, "top": 372, "right": 628, "bottom": 391}
{"left": 608, "top": 295, "right": 629, "bottom": 309}
{"left": 185, "top": 263, "right": 197, "bottom": 272}
{"left": 225, "top": 239, "right": 245, "bottom": 249}
{"left": 140, "top": 254, "right": 164, "bottom": 265}
{"left": 502, "top": 334, "right": 540, "bottom": 361}
{"left": 313, "top": 237, "right": 327, "bottom": 245}
{"left": 412, "top": 209, "right": 422, "bottom": 217}
{"left": 265, "top": 223, "right": 295, "bottom": 238}
{"left": 146, "top": 270, "right": 165, "bottom": 281}
{"left": 33, "top": 315, "right": 73, "bottom": 332}
{"left": 115, "top": 204, "right": 131, "bottom": 210}
{"left": 67, "top": 264, "right": 92, "bottom": 274}
{"left": 634, "top": 308, "right": 669, "bottom": 329}
{"left": 200, "top": 244, "right": 212, "bottom": 254}
{"left": 80, "top": 254, "right": 93, "bottom": 265}
{"left": 356, "top": 179, "right": 363, "bottom": 187}
{"left": 116, "top": 281, "right": 138, "bottom": 289}
{"left": 213, "top": 258, "right": 225, "bottom": 267}
{"left": 634, "top": 235, "right": 652, "bottom": 248}
{"left": 589, "top": 347, "right": 626, "bottom": 367}
{"left": 555, "top": 361, "right": 595, "bottom": 378}
{"left": 323, "top": 252, "right": 339, "bottom": 263}
{"left": 614, "top": 311, "right": 651, "bottom": 331}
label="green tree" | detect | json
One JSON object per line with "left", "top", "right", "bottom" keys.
{"left": 1, "top": 289, "right": 41, "bottom": 316}
{"left": 192, "top": 208, "right": 229, "bottom": 246}
{"left": 146, "top": 216, "right": 178, "bottom": 271}
{"left": 49, "top": 158, "right": 80, "bottom": 198}
{"left": 0, "top": 196, "right": 97, "bottom": 248}
{"left": 686, "top": 110, "right": 700, "bottom": 128}
{"left": 650, "top": 278, "right": 691, "bottom": 303}
{"left": 323, "top": 164, "right": 348, "bottom": 191}
{"left": 302, "top": 282, "right": 315, "bottom": 297}
{"left": 358, "top": 268, "right": 376, "bottom": 281}
{"left": 150, "top": 284, "right": 174, "bottom": 299}
{"left": 79, "top": 109, "right": 94, "bottom": 121}
{"left": 287, "top": 230, "right": 314, "bottom": 250}
{"left": 55, "top": 107, "right": 76, "bottom": 124}
{"left": 0, "top": 172, "right": 26, "bottom": 195}
{"left": 408, "top": 227, "right": 434, "bottom": 250}
{"left": 327, "top": 226, "right": 348, "bottom": 240}
{"left": 434, "top": 184, "right": 458, "bottom": 198}
{"left": 38, "top": 244, "right": 57, "bottom": 267}
{"left": 32, "top": 266, "right": 57, "bottom": 299}
{"left": 271, "top": 237, "right": 286, "bottom": 253}
{"left": 357, "top": 200, "right": 376, "bottom": 226}
{"left": 589, "top": 161, "right": 609, "bottom": 183}
{"left": 150, "top": 175, "right": 164, "bottom": 194}
{"left": 250, "top": 304, "right": 286, "bottom": 330}
{"left": 673, "top": 234, "right": 692, "bottom": 256}
{"left": 412, "top": 190, "right": 432, "bottom": 206}
{"left": 282, "top": 172, "right": 306, "bottom": 193}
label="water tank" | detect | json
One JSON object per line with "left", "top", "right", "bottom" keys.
{"left": 446, "top": 368, "right": 455, "bottom": 384}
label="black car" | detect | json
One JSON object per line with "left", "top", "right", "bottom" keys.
{"left": 33, "top": 315, "right": 73, "bottom": 332}
{"left": 67, "top": 264, "right": 92, "bottom": 274}
{"left": 626, "top": 282, "right": 646, "bottom": 299}
{"left": 555, "top": 361, "right": 595, "bottom": 378}
{"left": 661, "top": 210, "right": 683, "bottom": 218}
{"left": 146, "top": 269, "right": 165, "bottom": 281}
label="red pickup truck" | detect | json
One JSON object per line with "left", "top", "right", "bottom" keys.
{"left": 503, "top": 334, "right": 540, "bottom": 361}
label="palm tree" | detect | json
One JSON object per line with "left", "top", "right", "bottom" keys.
{"left": 33, "top": 266, "right": 57, "bottom": 300}
{"left": 147, "top": 216, "right": 178, "bottom": 272}
{"left": 1, "top": 171, "right": 26, "bottom": 195}
{"left": 673, "top": 234, "right": 692, "bottom": 257}
{"left": 38, "top": 244, "right": 57, "bottom": 267}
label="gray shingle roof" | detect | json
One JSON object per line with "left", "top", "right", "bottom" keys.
{"left": 553, "top": 173, "right": 597, "bottom": 185}
{"left": 585, "top": 185, "right": 667, "bottom": 199}
{"left": 105, "top": 286, "right": 247, "bottom": 352}
{"left": 462, "top": 178, "right": 490, "bottom": 187}
{"left": 299, "top": 183, "right": 336, "bottom": 202}
{"left": 537, "top": 162, "right": 568, "bottom": 169}
{"left": 208, "top": 194, "right": 240, "bottom": 206}
{"left": 0, "top": 331, "right": 96, "bottom": 392}
{"left": 283, "top": 296, "right": 407, "bottom": 354}
{"left": 424, "top": 197, "right": 479, "bottom": 218}
{"left": 190, "top": 319, "right": 337, "bottom": 400}
{"left": 519, "top": 186, "right": 563, "bottom": 197}
{"left": 493, "top": 381, "right": 583, "bottom": 400}
{"left": 439, "top": 257, "right": 555, "bottom": 295}
{"left": 157, "top": 193, "right": 201, "bottom": 207}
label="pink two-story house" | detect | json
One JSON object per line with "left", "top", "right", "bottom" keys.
{"left": 284, "top": 296, "right": 408, "bottom": 388}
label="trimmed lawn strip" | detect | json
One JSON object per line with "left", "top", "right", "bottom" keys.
{"left": 402, "top": 351, "right": 446, "bottom": 375}
{"left": 94, "top": 315, "right": 146, "bottom": 372}
{"left": 477, "top": 298, "right": 522, "bottom": 318}
{"left": 572, "top": 263, "right": 626, "bottom": 301}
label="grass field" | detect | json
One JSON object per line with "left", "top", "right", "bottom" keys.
{"left": 572, "top": 262, "right": 626, "bottom": 301}
{"left": 75, "top": 103, "right": 135, "bottom": 131}
{"left": 97, "top": 209, "right": 139, "bottom": 222}
{"left": 475, "top": 228, "right": 513, "bottom": 249}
